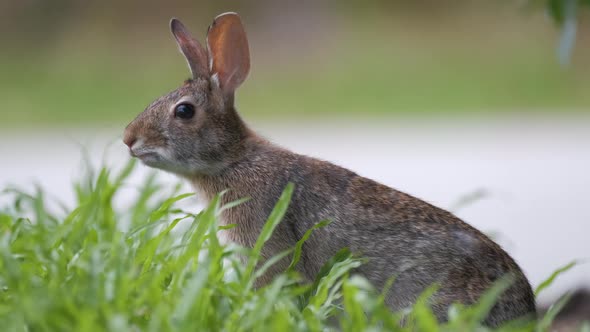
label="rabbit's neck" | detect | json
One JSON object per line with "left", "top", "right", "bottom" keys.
{"left": 188, "top": 134, "right": 281, "bottom": 210}
{"left": 187, "top": 136, "right": 290, "bottom": 248}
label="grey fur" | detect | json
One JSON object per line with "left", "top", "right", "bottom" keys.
{"left": 123, "top": 13, "right": 536, "bottom": 327}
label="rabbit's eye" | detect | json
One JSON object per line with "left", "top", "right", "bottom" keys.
{"left": 174, "top": 103, "right": 195, "bottom": 119}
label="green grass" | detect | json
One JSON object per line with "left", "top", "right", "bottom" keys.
{"left": 0, "top": 159, "right": 581, "bottom": 331}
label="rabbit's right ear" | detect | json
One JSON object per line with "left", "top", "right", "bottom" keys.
{"left": 170, "top": 18, "right": 209, "bottom": 79}
{"left": 206, "top": 13, "right": 250, "bottom": 101}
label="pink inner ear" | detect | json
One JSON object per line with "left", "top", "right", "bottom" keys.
{"left": 206, "top": 13, "right": 250, "bottom": 94}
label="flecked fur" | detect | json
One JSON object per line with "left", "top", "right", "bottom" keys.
{"left": 123, "top": 13, "right": 536, "bottom": 326}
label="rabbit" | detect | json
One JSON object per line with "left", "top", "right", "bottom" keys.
{"left": 123, "top": 12, "right": 536, "bottom": 326}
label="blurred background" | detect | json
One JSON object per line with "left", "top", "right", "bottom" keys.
{"left": 1, "top": 0, "right": 589, "bottom": 325}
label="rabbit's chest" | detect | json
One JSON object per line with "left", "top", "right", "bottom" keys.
{"left": 215, "top": 211, "right": 259, "bottom": 248}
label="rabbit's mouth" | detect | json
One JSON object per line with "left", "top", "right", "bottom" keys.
{"left": 134, "top": 151, "right": 159, "bottom": 160}
{"left": 130, "top": 147, "right": 163, "bottom": 163}
{"left": 131, "top": 146, "right": 178, "bottom": 171}
{"left": 129, "top": 140, "right": 163, "bottom": 159}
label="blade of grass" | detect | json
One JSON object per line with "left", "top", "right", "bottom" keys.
{"left": 534, "top": 261, "right": 576, "bottom": 296}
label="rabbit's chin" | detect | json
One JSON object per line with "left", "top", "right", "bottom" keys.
{"left": 130, "top": 145, "right": 182, "bottom": 173}
{"left": 136, "top": 153, "right": 171, "bottom": 170}
{"left": 133, "top": 147, "right": 225, "bottom": 176}
{"left": 135, "top": 153, "right": 200, "bottom": 177}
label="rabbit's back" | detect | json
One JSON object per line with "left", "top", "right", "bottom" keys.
{"left": 194, "top": 142, "right": 536, "bottom": 325}
{"left": 287, "top": 151, "right": 535, "bottom": 325}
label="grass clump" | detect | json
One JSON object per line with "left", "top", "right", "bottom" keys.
{"left": 0, "top": 161, "right": 578, "bottom": 331}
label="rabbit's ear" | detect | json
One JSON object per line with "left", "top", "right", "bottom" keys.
{"left": 206, "top": 12, "right": 250, "bottom": 99}
{"left": 170, "top": 18, "right": 209, "bottom": 79}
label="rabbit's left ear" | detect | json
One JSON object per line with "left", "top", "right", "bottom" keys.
{"left": 170, "top": 18, "right": 209, "bottom": 79}
{"left": 206, "top": 12, "right": 250, "bottom": 100}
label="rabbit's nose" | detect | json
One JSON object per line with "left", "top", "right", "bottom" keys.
{"left": 123, "top": 136, "right": 137, "bottom": 149}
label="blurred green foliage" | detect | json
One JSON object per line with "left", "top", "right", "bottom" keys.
{"left": 0, "top": 1, "right": 589, "bottom": 128}
{"left": 543, "top": 0, "right": 590, "bottom": 25}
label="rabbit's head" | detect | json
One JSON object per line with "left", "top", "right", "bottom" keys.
{"left": 123, "top": 13, "right": 251, "bottom": 176}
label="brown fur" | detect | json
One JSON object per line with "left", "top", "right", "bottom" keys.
{"left": 123, "top": 13, "right": 536, "bottom": 326}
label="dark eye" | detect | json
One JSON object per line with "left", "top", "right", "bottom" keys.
{"left": 174, "top": 103, "right": 195, "bottom": 119}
